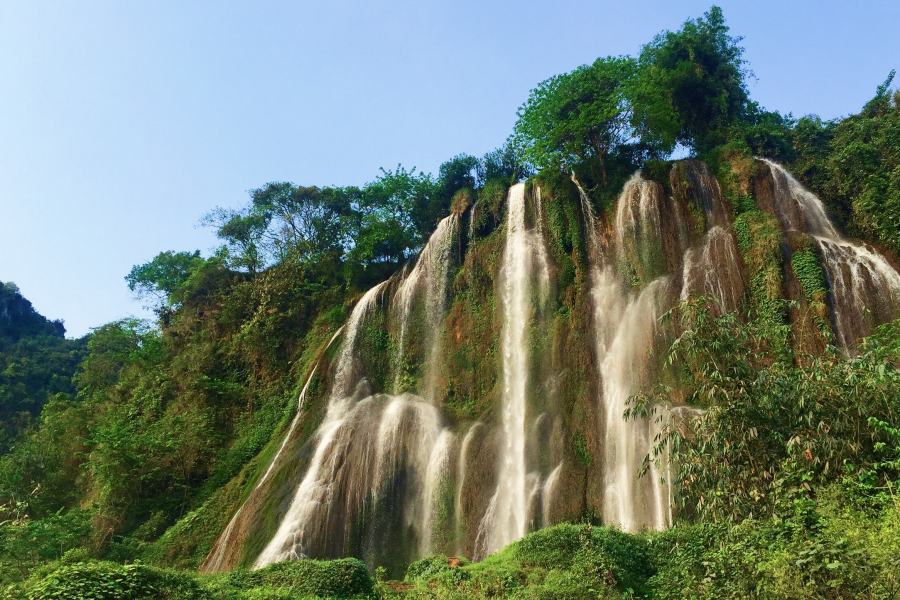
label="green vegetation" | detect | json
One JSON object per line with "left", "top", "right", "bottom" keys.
{"left": 0, "top": 282, "right": 86, "bottom": 456}
{"left": 1, "top": 4, "right": 899, "bottom": 598}
{"left": 10, "top": 556, "right": 373, "bottom": 599}
{"left": 514, "top": 55, "right": 644, "bottom": 186}
{"left": 791, "top": 245, "right": 827, "bottom": 302}
{"left": 634, "top": 7, "right": 750, "bottom": 154}
{"left": 791, "top": 71, "right": 900, "bottom": 255}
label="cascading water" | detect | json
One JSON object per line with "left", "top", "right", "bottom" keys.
{"left": 254, "top": 211, "right": 461, "bottom": 569}
{"left": 597, "top": 275, "right": 671, "bottom": 532}
{"left": 541, "top": 463, "right": 562, "bottom": 527}
{"left": 420, "top": 428, "right": 455, "bottom": 554}
{"left": 680, "top": 226, "right": 745, "bottom": 313}
{"left": 392, "top": 215, "right": 459, "bottom": 398}
{"left": 578, "top": 175, "right": 675, "bottom": 532}
{"left": 678, "top": 162, "right": 745, "bottom": 315}
{"left": 254, "top": 282, "right": 388, "bottom": 567}
{"left": 476, "top": 183, "right": 549, "bottom": 558}
{"left": 205, "top": 157, "right": 900, "bottom": 572}
{"left": 200, "top": 327, "right": 345, "bottom": 574}
{"left": 454, "top": 422, "right": 481, "bottom": 554}
{"left": 763, "top": 159, "right": 900, "bottom": 348}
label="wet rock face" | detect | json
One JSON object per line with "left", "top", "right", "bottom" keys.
{"left": 753, "top": 160, "right": 779, "bottom": 218}
{"left": 681, "top": 159, "right": 731, "bottom": 228}
{"left": 671, "top": 160, "right": 747, "bottom": 316}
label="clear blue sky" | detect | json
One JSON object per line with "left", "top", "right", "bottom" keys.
{"left": 1, "top": 1, "right": 898, "bottom": 337}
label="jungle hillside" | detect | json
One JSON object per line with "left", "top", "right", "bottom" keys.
{"left": 2, "top": 7, "right": 900, "bottom": 599}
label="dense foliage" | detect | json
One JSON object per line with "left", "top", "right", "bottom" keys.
{"left": 0, "top": 282, "right": 86, "bottom": 454}
{"left": 1, "top": 5, "right": 899, "bottom": 598}
{"left": 791, "top": 70, "right": 900, "bottom": 255}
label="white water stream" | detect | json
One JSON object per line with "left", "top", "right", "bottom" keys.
{"left": 255, "top": 282, "right": 387, "bottom": 567}
{"left": 392, "top": 215, "right": 459, "bottom": 398}
{"left": 475, "top": 183, "right": 549, "bottom": 558}
{"left": 763, "top": 159, "right": 900, "bottom": 348}
{"left": 580, "top": 175, "right": 677, "bottom": 532}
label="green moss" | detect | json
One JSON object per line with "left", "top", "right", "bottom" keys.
{"left": 670, "top": 162, "right": 706, "bottom": 239}
{"left": 706, "top": 140, "right": 758, "bottom": 218}
{"left": 442, "top": 225, "right": 502, "bottom": 422}
{"left": 573, "top": 430, "right": 592, "bottom": 468}
{"left": 732, "top": 209, "right": 792, "bottom": 354}
{"left": 791, "top": 245, "right": 827, "bottom": 301}
{"left": 790, "top": 244, "right": 832, "bottom": 339}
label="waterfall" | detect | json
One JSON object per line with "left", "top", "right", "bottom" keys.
{"left": 763, "top": 159, "right": 900, "bottom": 348}
{"left": 678, "top": 162, "right": 745, "bottom": 315}
{"left": 200, "top": 327, "right": 344, "bottom": 574}
{"left": 582, "top": 175, "right": 674, "bottom": 532}
{"left": 680, "top": 226, "right": 745, "bottom": 314}
{"left": 389, "top": 214, "right": 459, "bottom": 553}
{"left": 253, "top": 210, "right": 462, "bottom": 568}
{"left": 207, "top": 158, "right": 900, "bottom": 570}
{"left": 370, "top": 396, "right": 445, "bottom": 555}
{"left": 254, "top": 282, "right": 387, "bottom": 567}
{"left": 541, "top": 463, "right": 562, "bottom": 527}
{"left": 421, "top": 428, "right": 455, "bottom": 554}
{"left": 658, "top": 406, "right": 704, "bottom": 526}
{"left": 596, "top": 273, "right": 671, "bottom": 531}
{"left": 476, "top": 182, "right": 549, "bottom": 558}
{"left": 573, "top": 175, "right": 602, "bottom": 262}
{"left": 392, "top": 215, "right": 459, "bottom": 398}
{"left": 332, "top": 283, "right": 388, "bottom": 399}
{"left": 454, "top": 422, "right": 481, "bottom": 555}
{"left": 614, "top": 173, "right": 663, "bottom": 269}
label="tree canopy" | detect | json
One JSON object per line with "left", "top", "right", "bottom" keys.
{"left": 514, "top": 56, "right": 639, "bottom": 184}
{"left": 635, "top": 6, "right": 751, "bottom": 153}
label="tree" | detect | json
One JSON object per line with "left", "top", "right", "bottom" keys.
{"left": 514, "top": 55, "right": 638, "bottom": 184}
{"left": 200, "top": 208, "right": 268, "bottom": 273}
{"left": 438, "top": 154, "right": 478, "bottom": 201}
{"left": 352, "top": 165, "right": 439, "bottom": 265}
{"left": 477, "top": 138, "right": 532, "bottom": 186}
{"left": 634, "top": 6, "right": 750, "bottom": 153}
{"left": 125, "top": 251, "right": 205, "bottom": 311}
{"left": 0, "top": 283, "right": 85, "bottom": 455}
{"left": 248, "top": 183, "right": 353, "bottom": 263}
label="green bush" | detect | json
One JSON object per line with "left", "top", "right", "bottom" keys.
{"left": 404, "top": 554, "right": 469, "bottom": 582}
{"left": 205, "top": 558, "right": 373, "bottom": 599}
{"left": 18, "top": 561, "right": 206, "bottom": 600}
{"left": 399, "top": 524, "right": 652, "bottom": 598}
{"left": 791, "top": 245, "right": 827, "bottom": 302}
